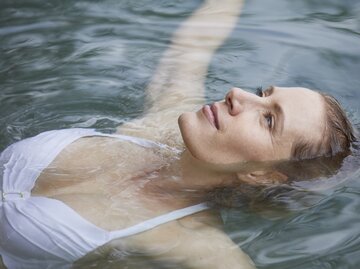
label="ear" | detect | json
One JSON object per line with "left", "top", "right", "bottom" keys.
{"left": 236, "top": 170, "right": 288, "bottom": 185}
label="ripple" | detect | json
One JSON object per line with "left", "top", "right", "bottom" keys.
{"left": 0, "top": 20, "right": 69, "bottom": 36}
{"left": 0, "top": 0, "right": 360, "bottom": 268}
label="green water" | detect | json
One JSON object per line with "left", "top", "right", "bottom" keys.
{"left": 1, "top": 0, "right": 360, "bottom": 268}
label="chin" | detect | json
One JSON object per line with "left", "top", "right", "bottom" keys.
{"left": 178, "top": 112, "right": 203, "bottom": 157}
{"left": 178, "top": 113, "right": 192, "bottom": 145}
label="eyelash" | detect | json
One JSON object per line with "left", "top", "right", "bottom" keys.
{"left": 255, "top": 86, "right": 263, "bottom": 97}
{"left": 255, "top": 87, "right": 273, "bottom": 129}
{"left": 264, "top": 111, "right": 273, "bottom": 129}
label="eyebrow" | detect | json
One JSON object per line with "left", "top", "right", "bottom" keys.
{"left": 263, "top": 86, "right": 274, "bottom": 96}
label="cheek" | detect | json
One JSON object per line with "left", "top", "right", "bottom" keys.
{"left": 224, "top": 120, "right": 270, "bottom": 161}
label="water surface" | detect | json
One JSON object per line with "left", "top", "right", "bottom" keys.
{"left": 1, "top": 0, "right": 360, "bottom": 268}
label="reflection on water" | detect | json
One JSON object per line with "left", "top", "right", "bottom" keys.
{"left": 0, "top": 0, "right": 359, "bottom": 268}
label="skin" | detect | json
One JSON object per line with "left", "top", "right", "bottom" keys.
{"left": 35, "top": 1, "right": 256, "bottom": 268}
{"left": 179, "top": 86, "right": 326, "bottom": 164}
{"left": 1, "top": 0, "right": 328, "bottom": 269}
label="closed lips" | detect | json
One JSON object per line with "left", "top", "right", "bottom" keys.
{"left": 202, "top": 104, "right": 220, "bottom": 130}
{"left": 210, "top": 103, "right": 220, "bottom": 130}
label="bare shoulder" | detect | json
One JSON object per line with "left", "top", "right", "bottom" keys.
{"left": 116, "top": 107, "right": 194, "bottom": 148}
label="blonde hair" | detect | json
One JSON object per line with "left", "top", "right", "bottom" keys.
{"left": 291, "top": 92, "right": 356, "bottom": 160}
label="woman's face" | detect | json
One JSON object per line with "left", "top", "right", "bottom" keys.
{"left": 178, "top": 86, "right": 326, "bottom": 164}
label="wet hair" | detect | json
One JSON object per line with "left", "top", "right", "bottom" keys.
{"left": 291, "top": 92, "right": 356, "bottom": 160}
{"left": 205, "top": 153, "right": 355, "bottom": 212}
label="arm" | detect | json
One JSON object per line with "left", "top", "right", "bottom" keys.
{"left": 146, "top": 0, "right": 244, "bottom": 113}
{"left": 119, "top": 217, "right": 256, "bottom": 269}
{"left": 75, "top": 214, "right": 255, "bottom": 269}
{"left": 117, "top": 0, "right": 244, "bottom": 141}
{"left": 152, "top": 221, "right": 256, "bottom": 269}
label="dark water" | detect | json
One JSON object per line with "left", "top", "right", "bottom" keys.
{"left": 1, "top": 0, "right": 360, "bottom": 268}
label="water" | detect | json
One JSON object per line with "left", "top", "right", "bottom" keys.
{"left": 1, "top": 0, "right": 360, "bottom": 268}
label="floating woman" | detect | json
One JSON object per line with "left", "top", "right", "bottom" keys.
{"left": 0, "top": 0, "right": 356, "bottom": 268}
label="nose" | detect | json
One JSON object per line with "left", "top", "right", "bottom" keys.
{"left": 225, "top": 87, "right": 262, "bottom": 116}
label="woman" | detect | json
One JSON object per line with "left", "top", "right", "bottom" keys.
{"left": 0, "top": 0, "right": 356, "bottom": 268}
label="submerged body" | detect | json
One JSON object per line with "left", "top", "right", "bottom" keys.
{"left": 0, "top": 124, "right": 256, "bottom": 269}
{"left": 0, "top": 0, "right": 356, "bottom": 268}
{"left": 0, "top": 129, "right": 214, "bottom": 268}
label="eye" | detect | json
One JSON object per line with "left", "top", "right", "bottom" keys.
{"left": 264, "top": 111, "right": 273, "bottom": 129}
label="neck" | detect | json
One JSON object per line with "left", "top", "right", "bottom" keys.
{"left": 141, "top": 148, "right": 241, "bottom": 208}
{"left": 155, "top": 149, "right": 237, "bottom": 193}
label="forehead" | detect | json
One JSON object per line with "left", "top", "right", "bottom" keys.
{"left": 273, "top": 86, "right": 325, "bottom": 154}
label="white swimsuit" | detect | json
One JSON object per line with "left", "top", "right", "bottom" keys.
{"left": 0, "top": 128, "right": 209, "bottom": 269}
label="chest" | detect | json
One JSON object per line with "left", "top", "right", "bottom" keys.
{"left": 32, "top": 137, "right": 174, "bottom": 228}
{"left": 34, "top": 136, "right": 165, "bottom": 193}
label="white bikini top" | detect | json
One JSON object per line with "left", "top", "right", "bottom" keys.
{"left": 0, "top": 128, "right": 209, "bottom": 269}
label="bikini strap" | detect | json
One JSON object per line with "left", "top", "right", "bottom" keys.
{"left": 92, "top": 131, "right": 179, "bottom": 152}
{"left": 109, "top": 202, "right": 210, "bottom": 240}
